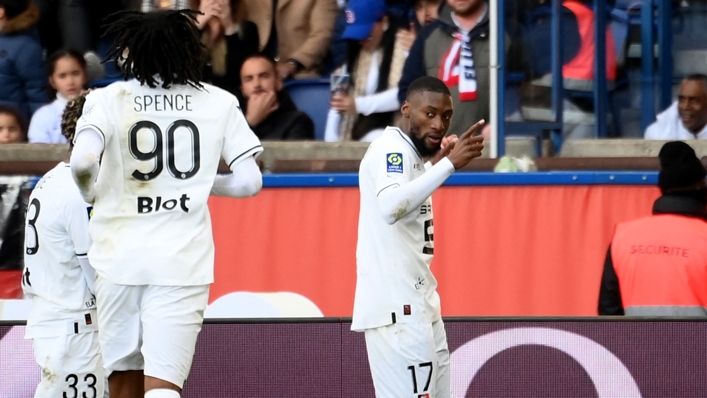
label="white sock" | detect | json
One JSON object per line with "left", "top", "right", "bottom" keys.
{"left": 145, "top": 389, "right": 181, "bottom": 398}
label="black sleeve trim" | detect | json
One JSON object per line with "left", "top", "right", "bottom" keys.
{"left": 376, "top": 183, "right": 400, "bottom": 197}
{"left": 227, "top": 145, "right": 263, "bottom": 168}
{"left": 79, "top": 124, "right": 106, "bottom": 144}
{"left": 598, "top": 245, "right": 625, "bottom": 316}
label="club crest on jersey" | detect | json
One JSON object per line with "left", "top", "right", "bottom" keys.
{"left": 386, "top": 153, "right": 403, "bottom": 173}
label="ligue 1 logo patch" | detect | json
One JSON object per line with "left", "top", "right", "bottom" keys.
{"left": 386, "top": 153, "right": 403, "bottom": 173}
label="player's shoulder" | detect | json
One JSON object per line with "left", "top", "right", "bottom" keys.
{"left": 197, "top": 82, "right": 242, "bottom": 107}
{"left": 368, "top": 127, "right": 416, "bottom": 156}
{"left": 82, "top": 81, "right": 129, "bottom": 108}
{"left": 31, "top": 163, "right": 70, "bottom": 198}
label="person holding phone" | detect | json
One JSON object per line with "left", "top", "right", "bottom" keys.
{"left": 324, "top": 0, "right": 416, "bottom": 142}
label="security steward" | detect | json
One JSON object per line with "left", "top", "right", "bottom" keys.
{"left": 599, "top": 141, "right": 707, "bottom": 316}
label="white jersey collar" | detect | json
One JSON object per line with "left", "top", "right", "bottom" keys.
{"left": 386, "top": 126, "right": 422, "bottom": 159}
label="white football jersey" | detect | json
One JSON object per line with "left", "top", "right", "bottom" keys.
{"left": 352, "top": 127, "right": 441, "bottom": 332}
{"left": 75, "top": 80, "right": 262, "bottom": 285}
{"left": 23, "top": 163, "right": 96, "bottom": 338}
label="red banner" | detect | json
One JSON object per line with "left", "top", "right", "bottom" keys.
{"left": 210, "top": 185, "right": 660, "bottom": 316}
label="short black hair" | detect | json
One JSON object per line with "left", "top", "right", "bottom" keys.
{"left": 240, "top": 53, "right": 277, "bottom": 74}
{"left": 406, "top": 76, "right": 451, "bottom": 100}
{"left": 0, "top": 105, "right": 26, "bottom": 137}
{"left": 685, "top": 74, "right": 707, "bottom": 89}
{"left": 47, "top": 48, "right": 87, "bottom": 77}
{"left": 103, "top": 9, "right": 205, "bottom": 89}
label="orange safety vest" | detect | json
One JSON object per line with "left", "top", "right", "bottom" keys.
{"left": 611, "top": 214, "right": 707, "bottom": 316}
{"left": 562, "top": 0, "right": 617, "bottom": 91}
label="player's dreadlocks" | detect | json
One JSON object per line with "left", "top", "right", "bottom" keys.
{"left": 61, "top": 90, "right": 90, "bottom": 146}
{"left": 103, "top": 9, "right": 205, "bottom": 90}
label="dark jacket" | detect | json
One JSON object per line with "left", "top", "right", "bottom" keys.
{"left": 245, "top": 91, "right": 314, "bottom": 140}
{"left": 0, "top": 4, "right": 48, "bottom": 118}
{"left": 202, "top": 20, "right": 260, "bottom": 98}
{"left": 598, "top": 194, "right": 707, "bottom": 315}
{"left": 398, "top": 3, "right": 491, "bottom": 136}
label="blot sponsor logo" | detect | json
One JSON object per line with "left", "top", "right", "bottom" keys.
{"left": 137, "top": 194, "right": 190, "bottom": 214}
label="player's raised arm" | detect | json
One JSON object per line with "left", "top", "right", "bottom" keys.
{"left": 375, "top": 77, "right": 484, "bottom": 224}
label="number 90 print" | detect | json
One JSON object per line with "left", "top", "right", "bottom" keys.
{"left": 128, "top": 119, "right": 201, "bottom": 181}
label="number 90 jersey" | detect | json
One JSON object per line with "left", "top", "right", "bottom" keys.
{"left": 352, "top": 127, "right": 441, "bottom": 332}
{"left": 75, "top": 80, "right": 262, "bottom": 286}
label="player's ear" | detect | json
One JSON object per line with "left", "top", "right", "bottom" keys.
{"left": 401, "top": 101, "right": 410, "bottom": 118}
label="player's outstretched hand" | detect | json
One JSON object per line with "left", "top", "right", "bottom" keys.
{"left": 447, "top": 119, "right": 485, "bottom": 170}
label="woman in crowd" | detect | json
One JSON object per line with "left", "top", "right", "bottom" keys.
{"left": 324, "top": 0, "right": 413, "bottom": 142}
{"left": 194, "top": 0, "right": 259, "bottom": 97}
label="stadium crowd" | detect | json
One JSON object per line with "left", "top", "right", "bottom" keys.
{"left": 1, "top": 1, "right": 707, "bottom": 396}
{"left": 2, "top": 0, "right": 706, "bottom": 146}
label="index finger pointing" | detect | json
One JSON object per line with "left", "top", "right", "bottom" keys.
{"left": 461, "top": 119, "right": 486, "bottom": 138}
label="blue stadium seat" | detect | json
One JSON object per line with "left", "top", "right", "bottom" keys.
{"left": 284, "top": 79, "right": 331, "bottom": 140}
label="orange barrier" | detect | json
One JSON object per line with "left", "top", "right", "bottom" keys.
{"left": 0, "top": 271, "right": 22, "bottom": 299}
{"left": 209, "top": 185, "right": 660, "bottom": 316}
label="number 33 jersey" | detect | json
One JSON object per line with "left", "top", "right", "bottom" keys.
{"left": 352, "top": 127, "right": 441, "bottom": 332}
{"left": 75, "top": 80, "right": 263, "bottom": 286}
{"left": 23, "top": 163, "right": 96, "bottom": 338}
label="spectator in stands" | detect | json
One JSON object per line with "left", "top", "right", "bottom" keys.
{"left": 398, "top": 0, "right": 493, "bottom": 137}
{"left": 240, "top": 54, "right": 315, "bottom": 140}
{"left": 518, "top": 0, "right": 617, "bottom": 139}
{"left": 645, "top": 74, "right": 707, "bottom": 140}
{"left": 244, "top": 0, "right": 338, "bottom": 79}
{"left": 0, "top": 105, "right": 26, "bottom": 143}
{"left": 324, "top": 0, "right": 412, "bottom": 142}
{"left": 33, "top": 0, "right": 61, "bottom": 54}
{"left": 327, "top": 0, "right": 439, "bottom": 79}
{"left": 413, "top": 0, "right": 442, "bottom": 28}
{"left": 0, "top": 0, "right": 47, "bottom": 119}
{"left": 599, "top": 141, "right": 707, "bottom": 316}
{"left": 57, "top": 1, "right": 125, "bottom": 81}
{"left": 194, "top": 0, "right": 259, "bottom": 97}
{"left": 28, "top": 49, "right": 88, "bottom": 144}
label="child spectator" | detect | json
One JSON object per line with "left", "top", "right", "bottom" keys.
{"left": 0, "top": 0, "right": 47, "bottom": 119}
{"left": 0, "top": 105, "right": 26, "bottom": 143}
{"left": 28, "top": 49, "right": 87, "bottom": 143}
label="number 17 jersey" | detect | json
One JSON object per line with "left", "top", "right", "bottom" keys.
{"left": 352, "top": 127, "right": 441, "bottom": 332}
{"left": 75, "top": 80, "right": 262, "bottom": 286}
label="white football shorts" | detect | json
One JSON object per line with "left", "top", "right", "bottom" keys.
{"left": 364, "top": 320, "right": 451, "bottom": 398}
{"left": 94, "top": 277, "right": 209, "bottom": 388}
{"left": 32, "top": 331, "right": 107, "bottom": 398}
